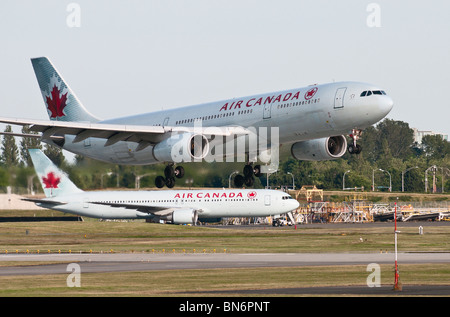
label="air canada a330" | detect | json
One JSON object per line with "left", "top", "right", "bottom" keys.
{"left": 0, "top": 57, "right": 393, "bottom": 188}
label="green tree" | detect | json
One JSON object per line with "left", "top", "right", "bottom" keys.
{"left": 421, "top": 134, "right": 450, "bottom": 160}
{"left": 44, "top": 144, "right": 65, "bottom": 167}
{"left": 20, "top": 126, "right": 42, "bottom": 166}
{"left": 0, "top": 125, "right": 19, "bottom": 167}
{"left": 375, "top": 119, "right": 414, "bottom": 160}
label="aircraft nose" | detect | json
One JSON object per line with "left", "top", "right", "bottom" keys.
{"left": 381, "top": 95, "right": 394, "bottom": 115}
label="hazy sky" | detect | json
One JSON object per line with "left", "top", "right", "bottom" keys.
{"left": 1, "top": 0, "right": 449, "bottom": 138}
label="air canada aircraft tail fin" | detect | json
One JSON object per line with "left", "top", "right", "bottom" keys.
{"left": 29, "top": 149, "right": 83, "bottom": 198}
{"left": 31, "top": 57, "right": 99, "bottom": 123}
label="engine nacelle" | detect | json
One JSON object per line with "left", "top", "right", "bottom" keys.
{"left": 291, "top": 135, "right": 347, "bottom": 161}
{"left": 165, "top": 209, "right": 198, "bottom": 225}
{"left": 153, "top": 133, "right": 209, "bottom": 163}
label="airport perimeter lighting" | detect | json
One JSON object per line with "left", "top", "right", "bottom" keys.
{"left": 401, "top": 166, "right": 418, "bottom": 192}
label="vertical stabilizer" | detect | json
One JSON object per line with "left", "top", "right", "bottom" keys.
{"left": 29, "top": 149, "right": 83, "bottom": 198}
{"left": 31, "top": 57, "right": 99, "bottom": 122}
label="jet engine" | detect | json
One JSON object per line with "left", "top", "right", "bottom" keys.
{"left": 153, "top": 133, "right": 209, "bottom": 163}
{"left": 164, "top": 209, "right": 198, "bottom": 225}
{"left": 291, "top": 136, "right": 347, "bottom": 161}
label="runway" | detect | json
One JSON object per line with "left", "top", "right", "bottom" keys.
{"left": 1, "top": 252, "right": 450, "bottom": 276}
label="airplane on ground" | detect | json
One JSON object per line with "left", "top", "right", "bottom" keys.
{"left": 23, "top": 149, "right": 300, "bottom": 224}
{"left": 0, "top": 57, "right": 393, "bottom": 188}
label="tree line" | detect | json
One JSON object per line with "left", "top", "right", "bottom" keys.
{"left": 1, "top": 118, "right": 449, "bottom": 194}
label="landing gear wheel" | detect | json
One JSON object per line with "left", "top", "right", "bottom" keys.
{"left": 174, "top": 166, "right": 185, "bottom": 179}
{"left": 244, "top": 176, "right": 254, "bottom": 187}
{"left": 234, "top": 174, "right": 245, "bottom": 188}
{"left": 155, "top": 176, "right": 165, "bottom": 189}
{"left": 243, "top": 165, "right": 253, "bottom": 177}
{"left": 253, "top": 165, "right": 262, "bottom": 177}
{"left": 348, "top": 129, "right": 363, "bottom": 155}
{"left": 164, "top": 165, "right": 174, "bottom": 179}
{"left": 165, "top": 177, "right": 175, "bottom": 188}
{"left": 348, "top": 144, "right": 362, "bottom": 155}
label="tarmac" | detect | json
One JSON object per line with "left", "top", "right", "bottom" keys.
{"left": 1, "top": 251, "right": 450, "bottom": 273}
{"left": 1, "top": 252, "right": 449, "bottom": 295}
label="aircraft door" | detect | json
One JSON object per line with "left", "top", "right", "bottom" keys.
{"left": 263, "top": 102, "right": 272, "bottom": 119}
{"left": 334, "top": 88, "right": 347, "bottom": 109}
{"left": 264, "top": 195, "right": 271, "bottom": 206}
{"left": 163, "top": 117, "right": 170, "bottom": 127}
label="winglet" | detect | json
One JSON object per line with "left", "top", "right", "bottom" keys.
{"left": 29, "top": 149, "right": 83, "bottom": 198}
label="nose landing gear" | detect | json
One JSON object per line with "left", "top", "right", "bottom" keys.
{"left": 348, "top": 129, "right": 362, "bottom": 155}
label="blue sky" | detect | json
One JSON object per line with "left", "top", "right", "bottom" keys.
{"left": 1, "top": 0, "right": 449, "bottom": 138}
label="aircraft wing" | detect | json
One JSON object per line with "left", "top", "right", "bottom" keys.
{"left": 89, "top": 201, "right": 179, "bottom": 216}
{"left": 0, "top": 116, "right": 250, "bottom": 149}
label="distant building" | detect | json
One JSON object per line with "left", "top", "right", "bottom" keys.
{"left": 413, "top": 128, "right": 448, "bottom": 144}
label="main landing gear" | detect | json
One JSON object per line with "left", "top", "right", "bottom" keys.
{"left": 233, "top": 164, "right": 261, "bottom": 188}
{"left": 155, "top": 164, "right": 185, "bottom": 188}
{"left": 348, "top": 129, "right": 362, "bottom": 155}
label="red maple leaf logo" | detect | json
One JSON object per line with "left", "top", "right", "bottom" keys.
{"left": 247, "top": 191, "right": 257, "bottom": 199}
{"left": 46, "top": 85, "right": 68, "bottom": 118}
{"left": 304, "top": 87, "right": 318, "bottom": 100}
{"left": 42, "top": 172, "right": 61, "bottom": 189}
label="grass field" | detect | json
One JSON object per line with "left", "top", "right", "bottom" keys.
{"left": 1, "top": 218, "right": 449, "bottom": 254}
{"left": 0, "top": 216, "right": 449, "bottom": 296}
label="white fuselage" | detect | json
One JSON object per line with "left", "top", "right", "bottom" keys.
{"left": 62, "top": 81, "right": 393, "bottom": 164}
{"left": 37, "top": 189, "right": 300, "bottom": 220}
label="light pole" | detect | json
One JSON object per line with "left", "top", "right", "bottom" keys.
{"left": 101, "top": 172, "right": 115, "bottom": 188}
{"left": 425, "top": 165, "right": 437, "bottom": 193}
{"left": 373, "top": 168, "right": 391, "bottom": 192}
{"left": 287, "top": 172, "right": 295, "bottom": 190}
{"left": 135, "top": 173, "right": 154, "bottom": 189}
{"left": 228, "top": 171, "right": 239, "bottom": 188}
{"left": 402, "top": 166, "right": 418, "bottom": 192}
{"left": 378, "top": 169, "right": 392, "bottom": 192}
{"left": 384, "top": 169, "right": 392, "bottom": 192}
{"left": 343, "top": 170, "right": 350, "bottom": 190}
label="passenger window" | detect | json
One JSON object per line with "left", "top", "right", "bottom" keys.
{"left": 360, "top": 91, "right": 367, "bottom": 97}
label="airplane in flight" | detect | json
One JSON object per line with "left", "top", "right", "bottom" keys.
{"left": 23, "top": 149, "right": 300, "bottom": 224}
{"left": 0, "top": 57, "right": 393, "bottom": 188}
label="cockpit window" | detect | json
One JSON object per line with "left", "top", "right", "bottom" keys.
{"left": 361, "top": 90, "right": 387, "bottom": 97}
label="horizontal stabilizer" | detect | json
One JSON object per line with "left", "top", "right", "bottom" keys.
{"left": 21, "top": 198, "right": 67, "bottom": 205}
